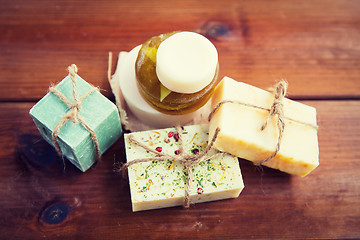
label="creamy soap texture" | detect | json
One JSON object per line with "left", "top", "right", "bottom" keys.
{"left": 30, "top": 73, "right": 122, "bottom": 172}
{"left": 124, "top": 124, "right": 244, "bottom": 211}
{"left": 156, "top": 31, "right": 218, "bottom": 93}
{"left": 209, "top": 77, "right": 319, "bottom": 177}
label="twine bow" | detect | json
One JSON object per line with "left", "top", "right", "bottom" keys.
{"left": 121, "top": 126, "right": 224, "bottom": 208}
{"left": 208, "top": 80, "right": 303, "bottom": 165}
{"left": 49, "top": 64, "right": 101, "bottom": 160}
{"left": 259, "top": 80, "right": 287, "bottom": 164}
{"left": 120, "top": 80, "right": 317, "bottom": 208}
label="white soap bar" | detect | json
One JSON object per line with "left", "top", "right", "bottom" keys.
{"left": 125, "top": 124, "right": 244, "bottom": 211}
{"left": 209, "top": 77, "right": 319, "bottom": 177}
{"left": 156, "top": 31, "right": 218, "bottom": 93}
{"left": 118, "top": 45, "right": 209, "bottom": 129}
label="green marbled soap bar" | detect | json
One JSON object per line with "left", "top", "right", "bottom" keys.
{"left": 29, "top": 73, "right": 122, "bottom": 172}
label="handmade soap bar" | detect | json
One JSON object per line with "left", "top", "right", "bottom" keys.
{"left": 124, "top": 124, "right": 244, "bottom": 211}
{"left": 209, "top": 77, "right": 319, "bottom": 177}
{"left": 29, "top": 72, "right": 122, "bottom": 172}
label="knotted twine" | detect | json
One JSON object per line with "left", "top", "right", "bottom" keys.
{"left": 208, "top": 80, "right": 318, "bottom": 166}
{"left": 120, "top": 80, "right": 317, "bottom": 207}
{"left": 121, "top": 126, "right": 225, "bottom": 208}
{"left": 49, "top": 64, "right": 101, "bottom": 160}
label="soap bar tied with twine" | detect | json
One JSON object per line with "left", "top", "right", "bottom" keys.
{"left": 120, "top": 80, "right": 318, "bottom": 208}
{"left": 120, "top": 126, "right": 225, "bottom": 208}
{"left": 208, "top": 80, "right": 319, "bottom": 166}
{"left": 48, "top": 64, "right": 101, "bottom": 160}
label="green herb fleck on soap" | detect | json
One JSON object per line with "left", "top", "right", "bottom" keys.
{"left": 196, "top": 178, "right": 204, "bottom": 188}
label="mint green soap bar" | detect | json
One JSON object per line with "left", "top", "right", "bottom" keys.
{"left": 29, "top": 73, "right": 122, "bottom": 172}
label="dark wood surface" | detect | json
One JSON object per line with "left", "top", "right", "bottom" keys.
{"left": 1, "top": 0, "right": 359, "bottom": 239}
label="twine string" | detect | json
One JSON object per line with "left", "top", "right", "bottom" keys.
{"left": 121, "top": 127, "right": 222, "bottom": 208}
{"left": 49, "top": 64, "right": 101, "bottom": 160}
{"left": 257, "top": 80, "right": 287, "bottom": 165}
{"left": 208, "top": 80, "right": 317, "bottom": 165}
{"left": 120, "top": 80, "right": 317, "bottom": 208}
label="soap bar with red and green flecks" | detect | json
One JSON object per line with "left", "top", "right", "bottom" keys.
{"left": 124, "top": 124, "right": 244, "bottom": 212}
{"left": 29, "top": 73, "right": 122, "bottom": 172}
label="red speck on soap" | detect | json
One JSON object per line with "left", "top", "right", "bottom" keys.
{"left": 192, "top": 148, "right": 199, "bottom": 155}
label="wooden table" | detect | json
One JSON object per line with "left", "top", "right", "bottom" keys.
{"left": 1, "top": 0, "right": 359, "bottom": 239}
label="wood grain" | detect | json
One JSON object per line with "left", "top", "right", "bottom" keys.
{"left": 0, "top": 0, "right": 359, "bottom": 101}
{"left": 0, "top": 101, "right": 359, "bottom": 239}
{"left": 0, "top": 0, "right": 359, "bottom": 239}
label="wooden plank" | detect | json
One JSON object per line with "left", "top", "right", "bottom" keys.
{"left": 0, "top": 0, "right": 359, "bottom": 101}
{"left": 0, "top": 100, "right": 359, "bottom": 239}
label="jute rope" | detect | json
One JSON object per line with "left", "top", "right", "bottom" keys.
{"left": 208, "top": 80, "right": 318, "bottom": 165}
{"left": 119, "top": 80, "right": 318, "bottom": 207}
{"left": 120, "top": 126, "right": 225, "bottom": 208}
{"left": 49, "top": 64, "right": 101, "bottom": 160}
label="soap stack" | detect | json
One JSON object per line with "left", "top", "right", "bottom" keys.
{"left": 29, "top": 31, "right": 319, "bottom": 212}
{"left": 122, "top": 77, "right": 319, "bottom": 211}
{"left": 115, "top": 31, "right": 319, "bottom": 211}
{"left": 116, "top": 31, "right": 219, "bottom": 129}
